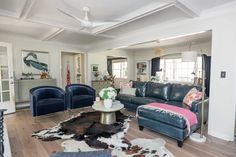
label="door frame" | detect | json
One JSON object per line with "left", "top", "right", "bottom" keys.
{"left": 0, "top": 42, "right": 15, "bottom": 114}
{"left": 59, "top": 51, "right": 86, "bottom": 88}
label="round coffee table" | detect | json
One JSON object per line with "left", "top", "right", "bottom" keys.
{"left": 92, "top": 101, "right": 124, "bottom": 125}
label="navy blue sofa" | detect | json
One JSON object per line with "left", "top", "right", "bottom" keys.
{"left": 30, "top": 86, "right": 66, "bottom": 117}
{"left": 65, "top": 84, "right": 96, "bottom": 109}
{"left": 116, "top": 81, "right": 209, "bottom": 147}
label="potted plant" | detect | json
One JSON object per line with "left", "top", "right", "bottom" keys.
{"left": 99, "top": 87, "right": 117, "bottom": 108}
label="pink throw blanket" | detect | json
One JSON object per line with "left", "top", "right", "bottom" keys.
{"left": 139, "top": 103, "right": 198, "bottom": 134}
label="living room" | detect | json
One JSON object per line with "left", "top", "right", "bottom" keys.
{"left": 0, "top": 0, "right": 236, "bottom": 157}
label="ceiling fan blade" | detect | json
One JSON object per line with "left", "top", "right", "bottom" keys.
{"left": 77, "top": 30, "right": 115, "bottom": 38}
{"left": 56, "top": 8, "right": 85, "bottom": 23}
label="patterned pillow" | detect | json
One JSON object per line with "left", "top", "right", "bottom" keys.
{"left": 120, "top": 81, "right": 132, "bottom": 89}
{"left": 183, "top": 88, "right": 203, "bottom": 107}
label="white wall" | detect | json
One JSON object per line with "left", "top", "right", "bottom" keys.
{"left": 89, "top": 5, "right": 236, "bottom": 141}
{"left": 87, "top": 49, "right": 134, "bottom": 85}
{"left": 0, "top": 34, "right": 84, "bottom": 87}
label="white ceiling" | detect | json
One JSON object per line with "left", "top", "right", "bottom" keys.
{"left": 124, "top": 30, "right": 212, "bottom": 50}
{"left": 0, "top": 0, "right": 234, "bottom": 49}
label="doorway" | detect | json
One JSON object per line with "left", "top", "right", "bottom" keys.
{"left": 61, "top": 52, "right": 85, "bottom": 88}
{"left": 107, "top": 56, "right": 128, "bottom": 88}
{"left": 0, "top": 42, "right": 15, "bottom": 114}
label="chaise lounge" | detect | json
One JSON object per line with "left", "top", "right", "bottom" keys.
{"left": 116, "top": 81, "right": 209, "bottom": 147}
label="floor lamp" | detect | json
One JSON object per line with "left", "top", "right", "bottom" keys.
{"left": 182, "top": 51, "right": 206, "bottom": 143}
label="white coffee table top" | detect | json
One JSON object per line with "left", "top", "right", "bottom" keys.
{"left": 92, "top": 101, "right": 124, "bottom": 113}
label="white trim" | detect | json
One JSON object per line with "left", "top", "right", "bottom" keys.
{"left": 175, "top": 0, "right": 200, "bottom": 17}
{"left": 208, "top": 130, "right": 234, "bottom": 141}
{"left": 93, "top": 1, "right": 175, "bottom": 34}
{"left": 0, "top": 42, "right": 15, "bottom": 114}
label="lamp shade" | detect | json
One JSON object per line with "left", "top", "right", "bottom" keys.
{"left": 181, "top": 51, "right": 198, "bottom": 62}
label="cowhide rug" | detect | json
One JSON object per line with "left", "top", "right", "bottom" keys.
{"left": 32, "top": 111, "right": 174, "bottom": 157}
{"left": 62, "top": 138, "right": 174, "bottom": 157}
{"left": 32, "top": 111, "right": 131, "bottom": 148}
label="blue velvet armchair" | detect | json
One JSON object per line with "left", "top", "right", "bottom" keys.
{"left": 65, "top": 84, "right": 96, "bottom": 109}
{"left": 30, "top": 86, "right": 66, "bottom": 117}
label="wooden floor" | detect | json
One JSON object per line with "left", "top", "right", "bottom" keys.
{"left": 5, "top": 108, "right": 236, "bottom": 157}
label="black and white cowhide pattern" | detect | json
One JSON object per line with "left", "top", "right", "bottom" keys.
{"left": 32, "top": 111, "right": 132, "bottom": 149}
{"left": 32, "top": 111, "right": 174, "bottom": 157}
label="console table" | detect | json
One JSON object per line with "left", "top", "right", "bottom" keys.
{"left": 14, "top": 79, "right": 57, "bottom": 102}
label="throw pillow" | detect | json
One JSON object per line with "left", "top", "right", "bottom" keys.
{"left": 119, "top": 81, "right": 132, "bottom": 89}
{"left": 132, "top": 81, "right": 147, "bottom": 97}
{"left": 183, "top": 87, "right": 203, "bottom": 107}
{"left": 120, "top": 88, "right": 136, "bottom": 96}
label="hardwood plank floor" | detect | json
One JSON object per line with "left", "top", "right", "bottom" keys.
{"left": 5, "top": 109, "right": 236, "bottom": 157}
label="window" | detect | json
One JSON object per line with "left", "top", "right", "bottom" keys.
{"left": 160, "top": 57, "right": 202, "bottom": 83}
{"left": 112, "top": 60, "right": 127, "bottom": 78}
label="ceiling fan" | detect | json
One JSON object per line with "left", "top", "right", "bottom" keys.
{"left": 57, "top": 6, "right": 119, "bottom": 30}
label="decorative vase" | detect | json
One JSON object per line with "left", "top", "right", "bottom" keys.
{"left": 104, "top": 99, "right": 112, "bottom": 109}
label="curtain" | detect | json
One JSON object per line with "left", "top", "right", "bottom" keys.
{"left": 203, "top": 54, "right": 211, "bottom": 97}
{"left": 107, "top": 59, "right": 112, "bottom": 75}
{"left": 151, "top": 57, "right": 161, "bottom": 76}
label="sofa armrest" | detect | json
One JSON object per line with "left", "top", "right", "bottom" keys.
{"left": 190, "top": 98, "right": 209, "bottom": 125}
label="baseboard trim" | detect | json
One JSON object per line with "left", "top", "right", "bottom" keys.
{"left": 208, "top": 130, "right": 234, "bottom": 141}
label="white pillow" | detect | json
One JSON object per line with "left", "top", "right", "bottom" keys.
{"left": 120, "top": 88, "right": 136, "bottom": 96}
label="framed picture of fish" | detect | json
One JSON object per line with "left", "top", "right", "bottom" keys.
{"left": 22, "top": 50, "right": 49, "bottom": 75}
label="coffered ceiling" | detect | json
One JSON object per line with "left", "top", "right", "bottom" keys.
{"left": 0, "top": 0, "right": 235, "bottom": 49}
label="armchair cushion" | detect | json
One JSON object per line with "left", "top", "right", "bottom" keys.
{"left": 37, "top": 98, "right": 65, "bottom": 116}
{"left": 72, "top": 95, "right": 94, "bottom": 106}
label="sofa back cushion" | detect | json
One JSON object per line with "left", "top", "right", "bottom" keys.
{"left": 169, "top": 84, "right": 201, "bottom": 102}
{"left": 145, "top": 82, "right": 171, "bottom": 101}
{"left": 132, "top": 81, "right": 147, "bottom": 97}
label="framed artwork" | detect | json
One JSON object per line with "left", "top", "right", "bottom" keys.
{"left": 91, "top": 64, "right": 99, "bottom": 72}
{"left": 22, "top": 50, "right": 49, "bottom": 75}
